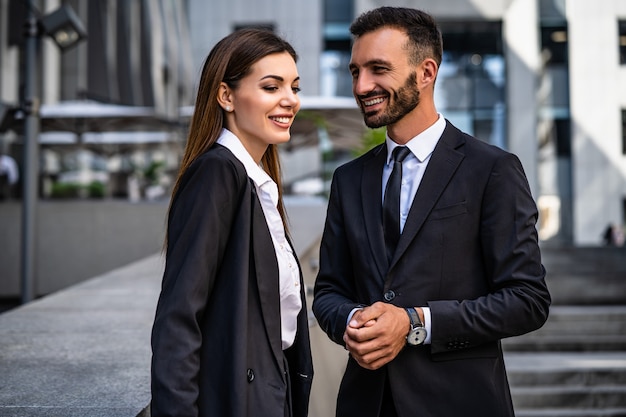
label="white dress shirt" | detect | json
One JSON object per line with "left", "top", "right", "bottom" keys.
{"left": 381, "top": 114, "right": 446, "bottom": 344}
{"left": 217, "top": 129, "right": 302, "bottom": 349}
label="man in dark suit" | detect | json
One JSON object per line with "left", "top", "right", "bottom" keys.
{"left": 312, "top": 7, "right": 551, "bottom": 417}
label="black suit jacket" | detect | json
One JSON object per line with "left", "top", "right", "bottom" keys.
{"left": 151, "top": 144, "right": 313, "bottom": 417}
{"left": 313, "top": 121, "right": 550, "bottom": 417}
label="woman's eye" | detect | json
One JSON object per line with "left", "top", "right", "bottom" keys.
{"left": 292, "top": 87, "right": 301, "bottom": 94}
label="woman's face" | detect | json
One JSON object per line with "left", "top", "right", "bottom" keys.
{"left": 224, "top": 52, "right": 301, "bottom": 162}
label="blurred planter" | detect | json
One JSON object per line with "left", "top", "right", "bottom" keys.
{"left": 50, "top": 181, "right": 106, "bottom": 199}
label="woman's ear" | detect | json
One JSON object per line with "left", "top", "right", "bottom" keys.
{"left": 217, "top": 82, "right": 233, "bottom": 112}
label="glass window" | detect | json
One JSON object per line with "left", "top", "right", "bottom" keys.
{"left": 324, "top": 0, "right": 352, "bottom": 23}
{"left": 321, "top": 0, "right": 353, "bottom": 96}
{"left": 541, "top": 26, "right": 568, "bottom": 65}
{"left": 322, "top": 0, "right": 352, "bottom": 64}
{"left": 435, "top": 22, "right": 506, "bottom": 148}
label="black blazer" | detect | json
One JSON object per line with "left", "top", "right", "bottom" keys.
{"left": 313, "top": 121, "right": 550, "bottom": 417}
{"left": 151, "top": 144, "right": 313, "bottom": 417}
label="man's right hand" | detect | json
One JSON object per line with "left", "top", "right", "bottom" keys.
{"left": 343, "top": 302, "right": 410, "bottom": 370}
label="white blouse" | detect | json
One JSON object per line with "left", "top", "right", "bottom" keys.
{"left": 217, "top": 129, "right": 302, "bottom": 349}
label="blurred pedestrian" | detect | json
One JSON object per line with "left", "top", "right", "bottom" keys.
{"left": 0, "top": 151, "right": 18, "bottom": 200}
{"left": 603, "top": 223, "right": 625, "bottom": 247}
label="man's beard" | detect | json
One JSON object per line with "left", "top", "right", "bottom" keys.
{"left": 360, "top": 72, "right": 420, "bottom": 129}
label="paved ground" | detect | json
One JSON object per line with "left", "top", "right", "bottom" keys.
{"left": 0, "top": 196, "right": 334, "bottom": 417}
{"left": 0, "top": 254, "right": 162, "bottom": 417}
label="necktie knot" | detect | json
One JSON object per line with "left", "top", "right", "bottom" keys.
{"left": 391, "top": 146, "right": 411, "bottom": 164}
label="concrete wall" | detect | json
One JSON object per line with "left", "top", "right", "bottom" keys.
{"left": 567, "top": 1, "right": 626, "bottom": 245}
{"left": 0, "top": 200, "right": 168, "bottom": 298}
{"left": 503, "top": 0, "right": 540, "bottom": 198}
{"left": 188, "top": 0, "right": 322, "bottom": 95}
{"left": 0, "top": 0, "right": 20, "bottom": 104}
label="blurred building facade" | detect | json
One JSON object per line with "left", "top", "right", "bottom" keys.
{"left": 1, "top": 0, "right": 625, "bottom": 247}
{"left": 0, "top": 0, "right": 193, "bottom": 202}
{"left": 183, "top": 0, "right": 626, "bottom": 245}
{"left": 0, "top": 0, "right": 193, "bottom": 113}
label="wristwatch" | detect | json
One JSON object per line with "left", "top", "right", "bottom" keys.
{"left": 405, "top": 307, "right": 427, "bottom": 346}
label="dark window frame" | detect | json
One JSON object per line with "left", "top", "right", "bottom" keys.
{"left": 622, "top": 109, "right": 626, "bottom": 155}
{"left": 619, "top": 20, "right": 626, "bottom": 65}
{"left": 233, "top": 23, "right": 275, "bottom": 33}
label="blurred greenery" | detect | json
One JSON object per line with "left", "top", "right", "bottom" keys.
{"left": 295, "top": 109, "right": 328, "bottom": 128}
{"left": 50, "top": 181, "right": 106, "bottom": 199}
{"left": 50, "top": 182, "right": 82, "bottom": 199}
{"left": 87, "top": 181, "right": 106, "bottom": 198}
{"left": 143, "top": 160, "right": 165, "bottom": 185}
{"left": 354, "top": 127, "right": 386, "bottom": 156}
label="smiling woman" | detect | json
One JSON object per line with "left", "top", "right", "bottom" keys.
{"left": 218, "top": 51, "right": 301, "bottom": 162}
{"left": 150, "top": 28, "right": 313, "bottom": 417}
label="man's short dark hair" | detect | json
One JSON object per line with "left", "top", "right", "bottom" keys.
{"left": 350, "top": 6, "right": 443, "bottom": 66}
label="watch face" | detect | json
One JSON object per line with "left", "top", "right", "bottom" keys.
{"left": 407, "top": 327, "right": 427, "bottom": 345}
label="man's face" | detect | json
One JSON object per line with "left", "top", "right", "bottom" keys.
{"left": 349, "top": 27, "right": 420, "bottom": 128}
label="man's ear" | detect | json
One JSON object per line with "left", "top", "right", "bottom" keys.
{"left": 418, "top": 58, "right": 438, "bottom": 89}
{"left": 217, "top": 82, "right": 233, "bottom": 111}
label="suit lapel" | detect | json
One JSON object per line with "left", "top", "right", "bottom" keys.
{"left": 361, "top": 144, "right": 389, "bottom": 277}
{"left": 250, "top": 186, "right": 284, "bottom": 372}
{"left": 390, "top": 124, "right": 465, "bottom": 268}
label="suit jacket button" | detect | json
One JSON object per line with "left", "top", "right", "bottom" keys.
{"left": 247, "top": 368, "right": 255, "bottom": 383}
{"left": 383, "top": 290, "right": 395, "bottom": 302}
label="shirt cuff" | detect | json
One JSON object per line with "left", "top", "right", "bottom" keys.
{"left": 423, "top": 306, "right": 432, "bottom": 344}
{"left": 347, "top": 307, "right": 363, "bottom": 327}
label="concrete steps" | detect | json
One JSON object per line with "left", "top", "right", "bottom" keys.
{"left": 507, "top": 352, "right": 626, "bottom": 416}
{"left": 503, "top": 306, "right": 626, "bottom": 352}
{"left": 515, "top": 409, "right": 626, "bottom": 417}
{"left": 514, "top": 385, "right": 626, "bottom": 408}
{"left": 540, "top": 246, "right": 626, "bottom": 305}
{"left": 505, "top": 305, "right": 626, "bottom": 417}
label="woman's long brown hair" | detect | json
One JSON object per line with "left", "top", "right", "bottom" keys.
{"left": 164, "top": 29, "right": 298, "bottom": 250}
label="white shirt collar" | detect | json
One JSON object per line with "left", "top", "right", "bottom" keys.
{"left": 216, "top": 128, "right": 273, "bottom": 189}
{"left": 385, "top": 114, "right": 446, "bottom": 163}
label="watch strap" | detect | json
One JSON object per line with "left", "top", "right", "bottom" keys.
{"left": 405, "top": 307, "right": 422, "bottom": 328}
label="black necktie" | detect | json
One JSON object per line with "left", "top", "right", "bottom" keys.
{"left": 383, "top": 146, "right": 411, "bottom": 262}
